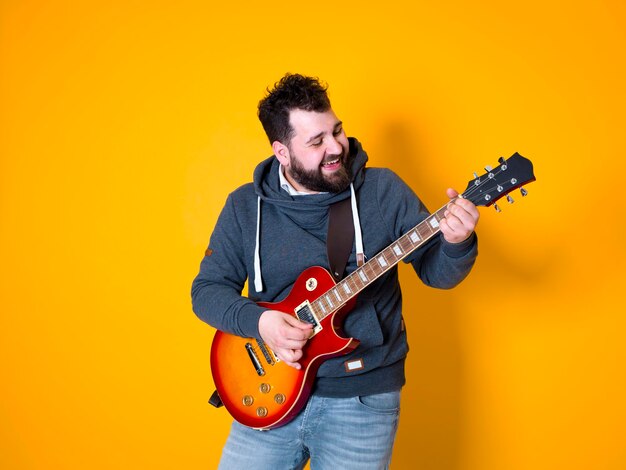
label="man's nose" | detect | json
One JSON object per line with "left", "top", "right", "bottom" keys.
{"left": 326, "top": 137, "right": 342, "bottom": 155}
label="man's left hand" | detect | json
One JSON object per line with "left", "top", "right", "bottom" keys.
{"left": 440, "top": 188, "right": 480, "bottom": 244}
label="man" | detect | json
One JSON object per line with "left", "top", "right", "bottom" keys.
{"left": 191, "top": 73, "right": 479, "bottom": 469}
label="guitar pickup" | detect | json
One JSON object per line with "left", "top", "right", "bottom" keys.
{"left": 295, "top": 300, "right": 322, "bottom": 335}
{"left": 245, "top": 342, "right": 265, "bottom": 376}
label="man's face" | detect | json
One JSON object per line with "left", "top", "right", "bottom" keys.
{"left": 277, "top": 108, "right": 352, "bottom": 193}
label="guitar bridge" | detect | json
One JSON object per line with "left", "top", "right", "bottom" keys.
{"left": 295, "top": 300, "right": 322, "bottom": 335}
{"left": 256, "top": 338, "right": 276, "bottom": 365}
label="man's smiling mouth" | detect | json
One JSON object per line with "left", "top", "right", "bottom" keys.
{"left": 321, "top": 158, "right": 340, "bottom": 168}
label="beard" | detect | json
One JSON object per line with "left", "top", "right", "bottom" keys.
{"left": 286, "top": 147, "right": 354, "bottom": 193}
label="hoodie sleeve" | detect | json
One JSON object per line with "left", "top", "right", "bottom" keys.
{"left": 191, "top": 194, "right": 266, "bottom": 338}
{"left": 376, "top": 169, "right": 478, "bottom": 289}
{"left": 413, "top": 232, "right": 478, "bottom": 289}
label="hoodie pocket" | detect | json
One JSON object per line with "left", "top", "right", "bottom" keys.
{"left": 342, "top": 298, "right": 384, "bottom": 348}
{"left": 316, "top": 298, "right": 384, "bottom": 377}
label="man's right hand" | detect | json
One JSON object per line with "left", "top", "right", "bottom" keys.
{"left": 258, "top": 310, "right": 314, "bottom": 369}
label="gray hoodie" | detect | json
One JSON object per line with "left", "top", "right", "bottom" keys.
{"left": 191, "top": 138, "right": 477, "bottom": 397}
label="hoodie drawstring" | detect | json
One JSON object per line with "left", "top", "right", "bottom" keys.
{"left": 351, "top": 183, "right": 365, "bottom": 267}
{"left": 253, "top": 186, "right": 364, "bottom": 293}
{"left": 253, "top": 196, "right": 264, "bottom": 292}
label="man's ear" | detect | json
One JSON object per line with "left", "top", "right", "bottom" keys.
{"left": 272, "top": 141, "right": 290, "bottom": 166}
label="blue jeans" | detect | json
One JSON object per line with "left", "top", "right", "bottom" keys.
{"left": 218, "top": 390, "right": 401, "bottom": 470}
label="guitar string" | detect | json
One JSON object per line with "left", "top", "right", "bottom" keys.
{"left": 311, "top": 161, "right": 520, "bottom": 322}
{"left": 238, "top": 164, "right": 520, "bottom": 431}
{"left": 244, "top": 162, "right": 522, "bottom": 421}
{"left": 461, "top": 162, "right": 517, "bottom": 203}
{"left": 263, "top": 162, "right": 521, "bottom": 361}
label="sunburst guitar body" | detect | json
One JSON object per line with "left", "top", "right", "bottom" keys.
{"left": 210, "top": 266, "right": 358, "bottom": 430}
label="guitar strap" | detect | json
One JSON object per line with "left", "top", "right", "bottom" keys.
{"left": 326, "top": 197, "right": 355, "bottom": 282}
{"left": 208, "top": 389, "right": 223, "bottom": 408}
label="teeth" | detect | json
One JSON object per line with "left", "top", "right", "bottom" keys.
{"left": 322, "top": 159, "right": 339, "bottom": 166}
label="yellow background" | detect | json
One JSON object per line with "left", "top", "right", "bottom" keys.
{"left": 2, "top": 1, "right": 625, "bottom": 468}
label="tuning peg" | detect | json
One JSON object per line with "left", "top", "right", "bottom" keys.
{"left": 494, "top": 203, "right": 501, "bottom": 213}
{"left": 484, "top": 165, "right": 493, "bottom": 171}
{"left": 473, "top": 172, "right": 479, "bottom": 179}
{"left": 498, "top": 156, "right": 506, "bottom": 165}
{"left": 506, "top": 194, "right": 515, "bottom": 204}
{"left": 520, "top": 187, "right": 528, "bottom": 197}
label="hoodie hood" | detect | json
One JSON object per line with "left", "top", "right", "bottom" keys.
{"left": 252, "top": 137, "right": 368, "bottom": 217}
{"left": 251, "top": 137, "right": 368, "bottom": 292}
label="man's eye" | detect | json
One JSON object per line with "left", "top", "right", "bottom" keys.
{"left": 312, "top": 141, "right": 323, "bottom": 146}
{"left": 333, "top": 128, "right": 343, "bottom": 135}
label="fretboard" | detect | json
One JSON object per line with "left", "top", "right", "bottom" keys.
{"left": 311, "top": 202, "right": 450, "bottom": 321}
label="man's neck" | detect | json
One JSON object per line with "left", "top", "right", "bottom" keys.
{"left": 278, "top": 164, "right": 323, "bottom": 195}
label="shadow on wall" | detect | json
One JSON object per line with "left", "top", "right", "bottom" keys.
{"left": 372, "top": 121, "right": 464, "bottom": 469}
{"left": 375, "top": 118, "right": 558, "bottom": 290}
{"left": 373, "top": 119, "right": 557, "bottom": 468}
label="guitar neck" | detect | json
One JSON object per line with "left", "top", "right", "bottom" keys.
{"left": 311, "top": 202, "right": 450, "bottom": 321}
{"left": 308, "top": 152, "right": 537, "bottom": 322}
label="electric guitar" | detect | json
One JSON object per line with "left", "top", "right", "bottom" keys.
{"left": 210, "top": 153, "right": 536, "bottom": 430}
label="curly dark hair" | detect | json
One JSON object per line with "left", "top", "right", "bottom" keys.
{"left": 257, "top": 73, "right": 331, "bottom": 145}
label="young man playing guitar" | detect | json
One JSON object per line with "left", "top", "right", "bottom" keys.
{"left": 192, "top": 73, "right": 479, "bottom": 469}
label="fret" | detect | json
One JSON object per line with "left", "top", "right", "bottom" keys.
{"left": 384, "top": 248, "right": 397, "bottom": 263}
{"left": 349, "top": 273, "right": 363, "bottom": 292}
{"left": 310, "top": 302, "right": 321, "bottom": 320}
{"left": 333, "top": 288, "right": 342, "bottom": 303}
{"left": 392, "top": 244, "right": 403, "bottom": 257}
{"left": 364, "top": 262, "right": 379, "bottom": 280}
{"left": 428, "top": 216, "right": 440, "bottom": 229}
{"left": 354, "top": 270, "right": 366, "bottom": 290}
{"left": 342, "top": 281, "right": 352, "bottom": 295}
{"left": 351, "top": 273, "right": 362, "bottom": 290}
{"left": 399, "top": 236, "right": 413, "bottom": 253}
{"left": 418, "top": 223, "right": 432, "bottom": 239}
{"left": 409, "top": 230, "right": 420, "bottom": 244}
{"left": 325, "top": 294, "right": 334, "bottom": 309}
{"left": 376, "top": 254, "right": 388, "bottom": 268}
{"left": 319, "top": 300, "right": 327, "bottom": 314}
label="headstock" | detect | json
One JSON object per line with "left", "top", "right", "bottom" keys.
{"left": 462, "top": 153, "right": 536, "bottom": 211}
